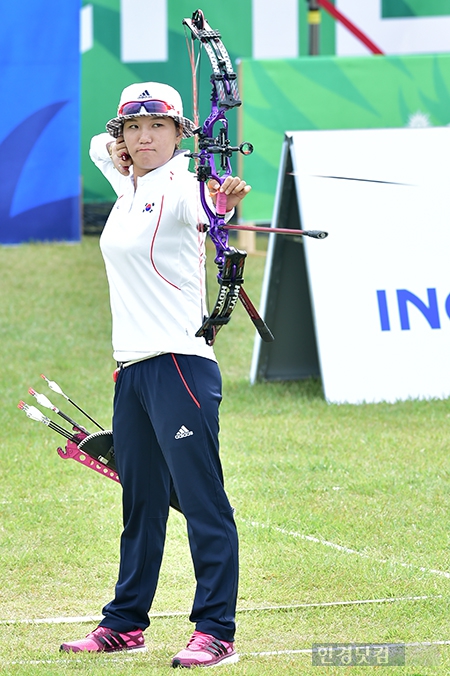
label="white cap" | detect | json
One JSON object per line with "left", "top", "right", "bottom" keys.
{"left": 106, "top": 82, "right": 196, "bottom": 139}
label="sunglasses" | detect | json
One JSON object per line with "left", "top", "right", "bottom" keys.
{"left": 118, "top": 99, "right": 176, "bottom": 116}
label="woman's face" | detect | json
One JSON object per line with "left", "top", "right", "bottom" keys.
{"left": 122, "top": 116, "right": 182, "bottom": 178}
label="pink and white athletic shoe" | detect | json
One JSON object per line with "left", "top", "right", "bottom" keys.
{"left": 171, "top": 630, "right": 238, "bottom": 668}
{"left": 60, "top": 625, "right": 146, "bottom": 653}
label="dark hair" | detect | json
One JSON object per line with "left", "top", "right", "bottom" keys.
{"left": 174, "top": 121, "right": 182, "bottom": 149}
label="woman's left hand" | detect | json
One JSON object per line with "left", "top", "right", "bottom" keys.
{"left": 208, "top": 176, "right": 252, "bottom": 212}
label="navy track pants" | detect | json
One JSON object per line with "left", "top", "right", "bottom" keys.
{"left": 100, "top": 353, "right": 239, "bottom": 642}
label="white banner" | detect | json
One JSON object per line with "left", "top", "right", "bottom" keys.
{"left": 120, "top": 0, "right": 168, "bottom": 63}
{"left": 252, "top": 0, "right": 299, "bottom": 58}
{"left": 336, "top": 0, "right": 450, "bottom": 55}
{"left": 290, "top": 127, "right": 450, "bottom": 403}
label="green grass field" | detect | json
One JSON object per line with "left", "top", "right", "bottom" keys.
{"left": 0, "top": 236, "right": 449, "bottom": 675}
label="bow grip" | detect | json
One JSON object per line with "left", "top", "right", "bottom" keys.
{"left": 215, "top": 191, "right": 228, "bottom": 216}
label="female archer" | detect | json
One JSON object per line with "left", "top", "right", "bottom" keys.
{"left": 60, "top": 81, "right": 250, "bottom": 668}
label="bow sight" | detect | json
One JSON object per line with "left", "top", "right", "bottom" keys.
{"left": 190, "top": 133, "right": 254, "bottom": 179}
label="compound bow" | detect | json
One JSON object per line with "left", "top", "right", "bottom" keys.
{"left": 183, "top": 9, "right": 277, "bottom": 345}
{"left": 183, "top": 10, "right": 327, "bottom": 345}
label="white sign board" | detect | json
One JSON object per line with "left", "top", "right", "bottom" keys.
{"left": 336, "top": 0, "right": 450, "bottom": 56}
{"left": 277, "top": 128, "right": 450, "bottom": 404}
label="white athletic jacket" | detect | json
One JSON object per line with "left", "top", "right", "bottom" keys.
{"left": 90, "top": 133, "right": 230, "bottom": 363}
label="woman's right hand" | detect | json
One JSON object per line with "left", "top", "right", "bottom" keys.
{"left": 107, "top": 136, "right": 133, "bottom": 175}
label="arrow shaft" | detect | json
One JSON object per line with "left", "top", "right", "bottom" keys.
{"left": 67, "top": 398, "right": 104, "bottom": 431}
{"left": 224, "top": 223, "right": 314, "bottom": 236}
{"left": 55, "top": 408, "right": 90, "bottom": 435}
{"left": 47, "top": 420, "right": 78, "bottom": 442}
{"left": 41, "top": 375, "right": 104, "bottom": 430}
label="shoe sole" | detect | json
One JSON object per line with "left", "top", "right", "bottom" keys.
{"left": 172, "top": 652, "right": 239, "bottom": 668}
{"left": 60, "top": 644, "right": 147, "bottom": 654}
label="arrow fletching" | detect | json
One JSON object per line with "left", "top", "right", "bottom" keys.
{"left": 18, "top": 401, "right": 50, "bottom": 425}
{"left": 29, "top": 387, "right": 90, "bottom": 435}
{"left": 29, "top": 388, "right": 58, "bottom": 412}
{"left": 40, "top": 374, "right": 103, "bottom": 431}
{"left": 41, "top": 374, "right": 68, "bottom": 399}
{"left": 19, "top": 400, "right": 79, "bottom": 441}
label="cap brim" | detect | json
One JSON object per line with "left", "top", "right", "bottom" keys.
{"left": 105, "top": 113, "right": 196, "bottom": 139}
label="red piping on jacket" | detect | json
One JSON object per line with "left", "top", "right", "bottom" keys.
{"left": 150, "top": 195, "right": 181, "bottom": 290}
